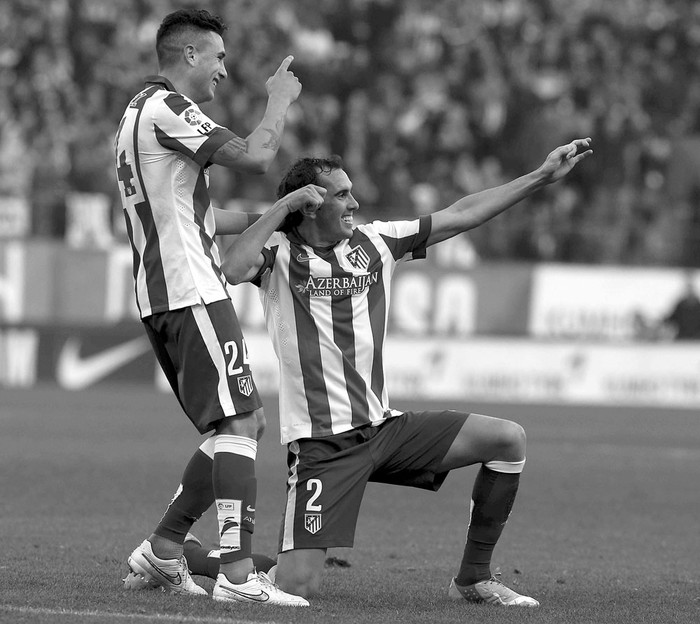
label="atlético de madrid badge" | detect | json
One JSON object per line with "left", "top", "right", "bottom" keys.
{"left": 305, "top": 513, "right": 322, "bottom": 534}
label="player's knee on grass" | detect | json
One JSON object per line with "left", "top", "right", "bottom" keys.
{"left": 276, "top": 550, "right": 325, "bottom": 598}
{"left": 277, "top": 569, "right": 322, "bottom": 599}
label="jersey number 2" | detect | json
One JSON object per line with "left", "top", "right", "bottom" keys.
{"left": 306, "top": 479, "right": 323, "bottom": 512}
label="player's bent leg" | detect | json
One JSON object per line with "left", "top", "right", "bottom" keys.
{"left": 439, "top": 413, "right": 526, "bottom": 471}
{"left": 440, "top": 413, "right": 537, "bottom": 605}
{"left": 275, "top": 549, "right": 327, "bottom": 598}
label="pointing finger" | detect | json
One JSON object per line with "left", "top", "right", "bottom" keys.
{"left": 277, "top": 55, "right": 294, "bottom": 73}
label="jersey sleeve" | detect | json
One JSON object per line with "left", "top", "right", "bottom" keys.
{"left": 250, "top": 247, "right": 278, "bottom": 287}
{"left": 250, "top": 233, "right": 282, "bottom": 287}
{"left": 151, "top": 93, "right": 236, "bottom": 167}
{"left": 370, "top": 215, "right": 431, "bottom": 262}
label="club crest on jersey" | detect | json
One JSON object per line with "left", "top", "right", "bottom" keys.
{"left": 305, "top": 513, "right": 322, "bottom": 534}
{"left": 345, "top": 245, "right": 370, "bottom": 271}
{"left": 237, "top": 375, "right": 253, "bottom": 397}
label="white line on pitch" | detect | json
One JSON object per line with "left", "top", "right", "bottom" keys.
{"left": 0, "top": 605, "right": 279, "bottom": 624}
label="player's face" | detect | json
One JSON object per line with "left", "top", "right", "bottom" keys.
{"left": 190, "top": 32, "right": 227, "bottom": 103}
{"left": 314, "top": 169, "right": 360, "bottom": 243}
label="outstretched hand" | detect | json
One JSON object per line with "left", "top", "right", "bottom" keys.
{"left": 266, "top": 55, "right": 302, "bottom": 105}
{"left": 539, "top": 137, "right": 593, "bottom": 183}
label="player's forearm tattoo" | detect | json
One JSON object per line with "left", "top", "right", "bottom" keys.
{"left": 261, "top": 128, "right": 281, "bottom": 151}
{"left": 230, "top": 136, "right": 248, "bottom": 155}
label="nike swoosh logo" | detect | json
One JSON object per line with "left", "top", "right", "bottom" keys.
{"left": 57, "top": 336, "right": 151, "bottom": 390}
{"left": 246, "top": 505, "right": 255, "bottom": 512}
{"left": 141, "top": 553, "right": 182, "bottom": 585}
{"left": 296, "top": 253, "right": 311, "bottom": 262}
{"left": 219, "top": 586, "right": 269, "bottom": 602}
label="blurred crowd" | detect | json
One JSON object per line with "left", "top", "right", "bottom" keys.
{"left": 2, "top": 0, "right": 700, "bottom": 265}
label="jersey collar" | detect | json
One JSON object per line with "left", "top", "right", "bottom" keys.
{"left": 144, "top": 75, "right": 177, "bottom": 92}
{"left": 288, "top": 227, "right": 342, "bottom": 254}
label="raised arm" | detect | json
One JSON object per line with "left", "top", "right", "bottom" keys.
{"left": 427, "top": 138, "right": 593, "bottom": 246}
{"left": 221, "top": 185, "right": 326, "bottom": 285}
{"left": 209, "top": 56, "right": 301, "bottom": 174}
{"left": 213, "top": 209, "right": 263, "bottom": 235}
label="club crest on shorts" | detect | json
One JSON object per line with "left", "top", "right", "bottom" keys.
{"left": 304, "top": 513, "right": 322, "bottom": 534}
{"left": 237, "top": 375, "right": 253, "bottom": 396}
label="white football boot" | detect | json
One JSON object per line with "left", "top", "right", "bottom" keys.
{"left": 448, "top": 575, "right": 539, "bottom": 607}
{"left": 213, "top": 570, "right": 309, "bottom": 606}
{"left": 125, "top": 539, "right": 207, "bottom": 595}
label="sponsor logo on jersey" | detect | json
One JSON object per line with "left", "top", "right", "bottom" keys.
{"left": 238, "top": 375, "right": 253, "bottom": 396}
{"left": 304, "top": 513, "right": 322, "bottom": 535}
{"left": 345, "top": 245, "right": 370, "bottom": 271}
{"left": 295, "top": 272, "right": 378, "bottom": 297}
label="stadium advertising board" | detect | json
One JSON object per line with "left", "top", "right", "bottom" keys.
{"left": 3, "top": 326, "right": 698, "bottom": 409}
{"left": 529, "top": 264, "right": 700, "bottom": 340}
{"left": 0, "top": 197, "right": 30, "bottom": 238}
{"left": 0, "top": 324, "right": 156, "bottom": 389}
{"left": 383, "top": 337, "right": 700, "bottom": 408}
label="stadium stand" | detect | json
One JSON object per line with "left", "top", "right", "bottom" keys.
{"left": 1, "top": 0, "right": 700, "bottom": 266}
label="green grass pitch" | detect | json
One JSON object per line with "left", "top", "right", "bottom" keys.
{"left": 1, "top": 385, "right": 698, "bottom": 623}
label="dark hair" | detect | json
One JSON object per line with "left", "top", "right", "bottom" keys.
{"left": 276, "top": 156, "right": 344, "bottom": 233}
{"left": 156, "top": 9, "right": 227, "bottom": 67}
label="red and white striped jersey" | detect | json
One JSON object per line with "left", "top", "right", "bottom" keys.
{"left": 254, "top": 217, "right": 431, "bottom": 443}
{"left": 114, "top": 76, "right": 237, "bottom": 318}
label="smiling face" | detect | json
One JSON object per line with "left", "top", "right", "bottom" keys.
{"left": 187, "top": 31, "right": 227, "bottom": 103}
{"left": 302, "top": 168, "right": 360, "bottom": 247}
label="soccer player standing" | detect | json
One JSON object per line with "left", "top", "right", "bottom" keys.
{"left": 216, "top": 140, "right": 592, "bottom": 604}
{"left": 114, "top": 8, "right": 308, "bottom": 606}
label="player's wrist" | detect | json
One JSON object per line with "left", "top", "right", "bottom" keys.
{"left": 527, "top": 167, "right": 550, "bottom": 189}
{"left": 271, "top": 196, "right": 295, "bottom": 217}
{"left": 266, "top": 92, "right": 294, "bottom": 110}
